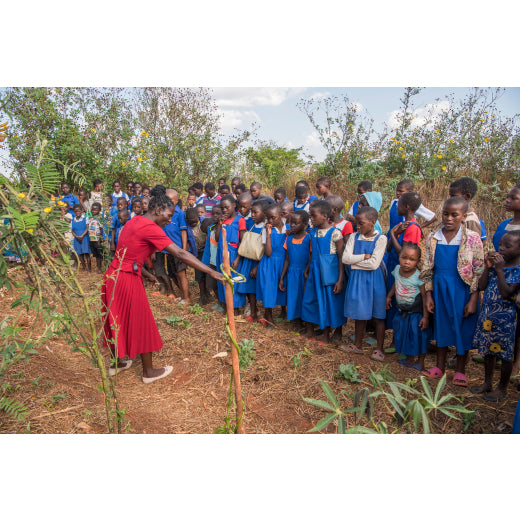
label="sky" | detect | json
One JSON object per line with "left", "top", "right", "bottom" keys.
{"left": 212, "top": 87, "right": 520, "bottom": 161}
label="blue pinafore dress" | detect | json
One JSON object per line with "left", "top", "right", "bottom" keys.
{"left": 285, "top": 233, "right": 311, "bottom": 321}
{"left": 256, "top": 227, "right": 287, "bottom": 309}
{"left": 216, "top": 215, "right": 246, "bottom": 308}
{"left": 385, "top": 220, "right": 421, "bottom": 328}
{"left": 301, "top": 228, "right": 346, "bottom": 329}
{"left": 237, "top": 223, "right": 264, "bottom": 295}
{"left": 432, "top": 243, "right": 478, "bottom": 354}
{"left": 344, "top": 233, "right": 386, "bottom": 321}
{"left": 72, "top": 216, "right": 91, "bottom": 255}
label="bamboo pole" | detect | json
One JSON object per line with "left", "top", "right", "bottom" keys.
{"left": 221, "top": 227, "right": 245, "bottom": 434}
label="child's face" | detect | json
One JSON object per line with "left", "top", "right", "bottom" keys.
{"left": 142, "top": 188, "right": 150, "bottom": 197}
{"left": 504, "top": 188, "right": 520, "bottom": 213}
{"left": 358, "top": 195, "right": 369, "bottom": 208}
{"left": 206, "top": 187, "right": 216, "bottom": 198}
{"left": 356, "top": 214, "right": 375, "bottom": 236}
{"left": 79, "top": 190, "right": 87, "bottom": 200}
{"left": 132, "top": 202, "right": 143, "bottom": 215}
{"left": 396, "top": 199, "right": 408, "bottom": 216}
{"left": 142, "top": 198, "right": 150, "bottom": 212}
{"left": 231, "top": 180, "right": 239, "bottom": 192}
{"left": 237, "top": 199, "right": 252, "bottom": 218}
{"left": 251, "top": 205, "right": 265, "bottom": 224}
{"left": 448, "top": 187, "right": 471, "bottom": 202}
{"left": 316, "top": 182, "right": 328, "bottom": 196}
{"left": 396, "top": 185, "right": 410, "bottom": 198}
{"left": 219, "top": 188, "right": 230, "bottom": 197}
{"left": 119, "top": 213, "right": 129, "bottom": 226}
{"left": 127, "top": 183, "right": 134, "bottom": 195}
{"left": 250, "top": 186, "right": 260, "bottom": 199}
{"left": 309, "top": 207, "right": 328, "bottom": 228}
{"left": 73, "top": 207, "right": 82, "bottom": 218}
{"left": 94, "top": 183, "right": 103, "bottom": 192}
{"left": 235, "top": 187, "right": 244, "bottom": 197}
{"left": 61, "top": 184, "right": 70, "bottom": 195}
{"left": 211, "top": 208, "right": 222, "bottom": 223}
{"left": 91, "top": 205, "right": 101, "bottom": 216}
{"left": 187, "top": 195, "right": 196, "bottom": 206}
{"left": 274, "top": 193, "right": 284, "bottom": 204}
{"left": 197, "top": 206, "right": 206, "bottom": 218}
{"left": 134, "top": 183, "right": 142, "bottom": 195}
{"left": 290, "top": 214, "right": 306, "bottom": 234}
{"left": 219, "top": 179, "right": 225, "bottom": 187}
{"left": 399, "top": 247, "right": 419, "bottom": 272}
{"left": 441, "top": 203, "right": 466, "bottom": 231}
{"left": 266, "top": 208, "right": 282, "bottom": 228}
{"left": 117, "top": 199, "right": 127, "bottom": 211}
{"left": 220, "top": 199, "right": 235, "bottom": 220}
{"left": 193, "top": 187, "right": 203, "bottom": 197}
{"left": 357, "top": 186, "right": 368, "bottom": 198}
{"left": 187, "top": 216, "right": 199, "bottom": 228}
{"left": 105, "top": 196, "right": 113, "bottom": 207}
{"left": 113, "top": 182, "right": 121, "bottom": 193}
{"left": 297, "top": 191, "right": 309, "bottom": 205}
{"left": 498, "top": 234, "right": 520, "bottom": 262}
{"left": 281, "top": 205, "right": 293, "bottom": 221}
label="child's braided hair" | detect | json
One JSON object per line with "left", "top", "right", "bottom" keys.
{"left": 400, "top": 240, "right": 422, "bottom": 260}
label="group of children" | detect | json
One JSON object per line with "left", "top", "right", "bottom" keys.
{"left": 57, "top": 174, "right": 520, "bottom": 401}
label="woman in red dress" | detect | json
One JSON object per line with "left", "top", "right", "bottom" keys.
{"left": 101, "top": 185, "right": 224, "bottom": 384}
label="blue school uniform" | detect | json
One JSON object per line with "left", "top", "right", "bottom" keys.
{"left": 111, "top": 192, "right": 129, "bottom": 207}
{"left": 492, "top": 219, "right": 513, "bottom": 251}
{"left": 72, "top": 216, "right": 91, "bottom": 254}
{"left": 391, "top": 266, "right": 431, "bottom": 357}
{"left": 513, "top": 397, "right": 520, "bottom": 434}
{"left": 237, "top": 223, "right": 264, "bottom": 295}
{"left": 301, "top": 227, "right": 346, "bottom": 329}
{"left": 432, "top": 243, "right": 478, "bottom": 355}
{"left": 344, "top": 233, "right": 386, "bottom": 321}
{"left": 384, "top": 220, "right": 421, "bottom": 328}
{"left": 285, "top": 233, "right": 311, "bottom": 321}
{"left": 257, "top": 226, "right": 287, "bottom": 309}
{"left": 216, "top": 215, "right": 246, "bottom": 308}
{"left": 60, "top": 193, "right": 79, "bottom": 216}
{"left": 244, "top": 216, "right": 255, "bottom": 231}
{"left": 389, "top": 199, "right": 402, "bottom": 230}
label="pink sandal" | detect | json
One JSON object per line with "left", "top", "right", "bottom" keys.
{"left": 452, "top": 372, "right": 468, "bottom": 387}
{"left": 422, "top": 366, "right": 444, "bottom": 378}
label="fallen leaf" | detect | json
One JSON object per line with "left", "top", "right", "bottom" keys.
{"left": 212, "top": 352, "right": 228, "bottom": 358}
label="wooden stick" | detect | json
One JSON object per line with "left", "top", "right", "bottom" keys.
{"left": 32, "top": 404, "right": 84, "bottom": 420}
{"left": 221, "top": 227, "right": 245, "bottom": 434}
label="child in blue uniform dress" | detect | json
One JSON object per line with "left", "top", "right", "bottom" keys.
{"left": 237, "top": 191, "right": 254, "bottom": 231}
{"left": 492, "top": 185, "right": 520, "bottom": 251}
{"left": 279, "top": 210, "right": 311, "bottom": 331}
{"left": 301, "top": 200, "right": 346, "bottom": 344}
{"left": 237, "top": 200, "right": 267, "bottom": 322}
{"left": 215, "top": 195, "right": 246, "bottom": 310}
{"left": 386, "top": 242, "right": 431, "bottom": 371}
{"left": 59, "top": 182, "right": 79, "bottom": 217}
{"left": 71, "top": 204, "right": 91, "bottom": 272}
{"left": 470, "top": 231, "right": 520, "bottom": 401}
{"left": 342, "top": 206, "right": 388, "bottom": 361}
{"left": 421, "top": 197, "right": 484, "bottom": 386}
{"left": 257, "top": 204, "right": 287, "bottom": 328}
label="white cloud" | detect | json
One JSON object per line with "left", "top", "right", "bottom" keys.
{"left": 219, "top": 109, "right": 260, "bottom": 130}
{"left": 387, "top": 100, "right": 450, "bottom": 129}
{"left": 305, "top": 131, "right": 321, "bottom": 148}
{"left": 212, "top": 87, "right": 307, "bottom": 108}
{"left": 309, "top": 91, "right": 331, "bottom": 101}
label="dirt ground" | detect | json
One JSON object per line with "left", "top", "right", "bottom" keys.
{"left": 1, "top": 266, "right": 518, "bottom": 434}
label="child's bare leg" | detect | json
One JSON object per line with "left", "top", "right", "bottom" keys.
{"left": 331, "top": 326, "right": 343, "bottom": 342}
{"left": 280, "top": 306, "right": 287, "bottom": 320}
{"left": 264, "top": 307, "right": 273, "bottom": 323}
{"left": 455, "top": 352, "right": 468, "bottom": 374}
{"left": 176, "top": 270, "right": 190, "bottom": 303}
{"left": 141, "top": 352, "right": 167, "bottom": 379}
{"left": 436, "top": 346, "right": 448, "bottom": 372}
{"left": 417, "top": 353, "right": 426, "bottom": 370}
{"left": 374, "top": 318, "right": 385, "bottom": 351}
{"left": 321, "top": 326, "right": 331, "bottom": 343}
{"left": 96, "top": 256, "right": 102, "bottom": 274}
{"left": 471, "top": 355, "right": 495, "bottom": 393}
{"left": 198, "top": 279, "right": 209, "bottom": 305}
{"left": 486, "top": 360, "right": 513, "bottom": 399}
{"left": 304, "top": 323, "right": 315, "bottom": 338}
{"left": 248, "top": 293, "right": 258, "bottom": 320}
{"left": 79, "top": 254, "right": 87, "bottom": 271}
{"left": 86, "top": 254, "right": 91, "bottom": 272}
{"left": 354, "top": 320, "right": 367, "bottom": 348}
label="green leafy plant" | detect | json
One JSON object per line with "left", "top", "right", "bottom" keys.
{"left": 291, "top": 347, "right": 313, "bottom": 369}
{"left": 238, "top": 339, "right": 255, "bottom": 370}
{"left": 188, "top": 303, "right": 204, "bottom": 315}
{"left": 164, "top": 314, "right": 191, "bottom": 329}
{"left": 0, "top": 396, "right": 28, "bottom": 422}
{"left": 333, "top": 364, "right": 363, "bottom": 383}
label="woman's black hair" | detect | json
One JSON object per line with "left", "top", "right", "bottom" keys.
{"left": 311, "top": 200, "right": 332, "bottom": 218}
{"left": 149, "top": 184, "right": 175, "bottom": 212}
{"left": 400, "top": 241, "right": 421, "bottom": 260}
{"left": 293, "top": 209, "right": 310, "bottom": 225}
{"left": 219, "top": 184, "right": 231, "bottom": 193}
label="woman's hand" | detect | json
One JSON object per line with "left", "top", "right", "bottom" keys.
{"left": 212, "top": 271, "right": 226, "bottom": 282}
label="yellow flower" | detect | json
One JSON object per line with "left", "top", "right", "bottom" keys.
{"left": 489, "top": 343, "right": 501, "bottom": 353}
{"left": 401, "top": 154, "right": 405, "bottom": 159}
{"left": 27, "top": 229, "right": 34, "bottom": 234}
{"left": 449, "top": 140, "right": 454, "bottom": 143}
{"left": 399, "top": 147, "right": 403, "bottom": 150}
{"left": 140, "top": 149, "right": 143, "bottom": 152}
{"left": 484, "top": 138, "right": 489, "bottom": 143}
{"left": 137, "top": 157, "right": 142, "bottom": 162}
{"left": 91, "top": 128, "right": 96, "bottom": 132}
{"left": 435, "top": 129, "right": 440, "bottom": 133}
{"left": 492, "top": 114, "right": 496, "bottom": 117}
{"left": 18, "top": 193, "right": 26, "bottom": 198}
{"left": 442, "top": 166, "right": 446, "bottom": 171}
{"left": 122, "top": 162, "right": 126, "bottom": 166}
{"left": 50, "top": 195, "right": 55, "bottom": 201}
{"left": 436, "top": 136, "right": 440, "bottom": 140}
{"left": 438, "top": 154, "right": 443, "bottom": 159}
{"left": 480, "top": 118, "right": 485, "bottom": 122}
{"left": 43, "top": 207, "right": 52, "bottom": 213}
{"left": 482, "top": 319, "right": 493, "bottom": 331}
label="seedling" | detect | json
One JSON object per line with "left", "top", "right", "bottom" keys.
{"left": 291, "top": 347, "right": 313, "bottom": 369}
{"left": 164, "top": 314, "right": 191, "bottom": 329}
{"left": 333, "top": 364, "right": 363, "bottom": 383}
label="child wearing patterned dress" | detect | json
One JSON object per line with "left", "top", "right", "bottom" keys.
{"left": 279, "top": 210, "right": 311, "bottom": 331}
{"left": 470, "top": 231, "right": 520, "bottom": 401}
{"left": 342, "top": 206, "right": 388, "bottom": 361}
{"left": 386, "top": 242, "right": 430, "bottom": 371}
{"left": 257, "top": 204, "right": 287, "bottom": 328}
{"left": 237, "top": 200, "right": 267, "bottom": 322}
{"left": 301, "top": 200, "right": 346, "bottom": 344}
{"left": 421, "top": 197, "right": 484, "bottom": 386}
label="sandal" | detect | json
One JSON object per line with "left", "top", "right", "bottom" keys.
{"left": 108, "top": 359, "right": 133, "bottom": 377}
{"left": 422, "top": 366, "right": 444, "bottom": 378}
{"left": 452, "top": 372, "right": 468, "bottom": 387}
{"left": 258, "top": 318, "right": 274, "bottom": 330}
{"left": 338, "top": 344, "right": 363, "bottom": 354}
{"left": 370, "top": 349, "right": 385, "bottom": 362}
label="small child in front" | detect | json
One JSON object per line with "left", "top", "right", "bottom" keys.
{"left": 301, "top": 200, "right": 346, "bottom": 344}
{"left": 72, "top": 204, "right": 91, "bottom": 272}
{"left": 471, "top": 231, "right": 520, "bottom": 401}
{"left": 256, "top": 204, "right": 287, "bottom": 328}
{"left": 421, "top": 197, "right": 484, "bottom": 386}
{"left": 279, "top": 210, "right": 311, "bottom": 332}
{"left": 386, "top": 242, "right": 430, "bottom": 371}
{"left": 342, "top": 206, "right": 388, "bottom": 360}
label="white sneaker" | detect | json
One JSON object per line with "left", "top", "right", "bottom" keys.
{"left": 142, "top": 365, "right": 173, "bottom": 384}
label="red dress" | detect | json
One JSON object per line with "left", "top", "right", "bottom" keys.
{"left": 101, "top": 216, "right": 173, "bottom": 359}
